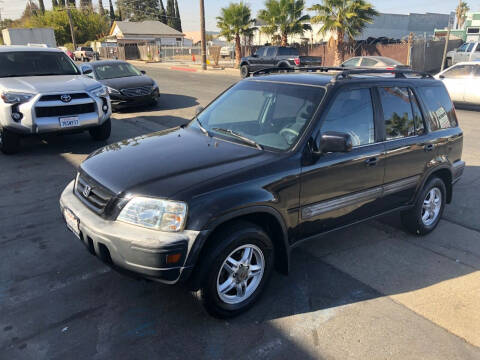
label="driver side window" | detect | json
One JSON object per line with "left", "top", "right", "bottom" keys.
{"left": 321, "top": 88, "right": 375, "bottom": 147}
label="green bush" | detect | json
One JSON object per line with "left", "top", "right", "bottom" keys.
{"left": 26, "top": 9, "right": 110, "bottom": 46}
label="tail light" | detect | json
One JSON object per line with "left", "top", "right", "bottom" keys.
{"left": 294, "top": 57, "right": 300, "bottom": 66}
{"left": 386, "top": 67, "right": 395, "bottom": 70}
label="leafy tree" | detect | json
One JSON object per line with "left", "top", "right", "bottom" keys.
{"left": 52, "top": 0, "right": 59, "bottom": 7}
{"left": 67, "top": 0, "right": 76, "bottom": 6}
{"left": 27, "top": 8, "right": 109, "bottom": 45}
{"left": 79, "top": 0, "right": 93, "bottom": 11}
{"left": 166, "top": 0, "right": 175, "bottom": 28}
{"left": 257, "top": 0, "right": 311, "bottom": 47}
{"left": 108, "top": 0, "right": 115, "bottom": 23}
{"left": 310, "top": 0, "right": 377, "bottom": 65}
{"left": 174, "top": 0, "right": 182, "bottom": 32}
{"left": 455, "top": 1, "right": 470, "bottom": 29}
{"left": 118, "top": 0, "right": 160, "bottom": 21}
{"left": 217, "top": 2, "right": 255, "bottom": 67}
{"left": 39, "top": 0, "right": 46, "bottom": 14}
{"left": 98, "top": 0, "right": 105, "bottom": 15}
{"left": 158, "top": 0, "right": 167, "bottom": 24}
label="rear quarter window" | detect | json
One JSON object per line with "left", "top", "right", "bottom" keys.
{"left": 418, "top": 86, "right": 458, "bottom": 131}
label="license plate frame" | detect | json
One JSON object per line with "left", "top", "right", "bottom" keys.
{"left": 59, "top": 116, "right": 80, "bottom": 128}
{"left": 64, "top": 207, "right": 80, "bottom": 238}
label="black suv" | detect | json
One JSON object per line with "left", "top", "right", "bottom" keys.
{"left": 60, "top": 68, "right": 465, "bottom": 318}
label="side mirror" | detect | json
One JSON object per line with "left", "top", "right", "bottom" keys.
{"left": 195, "top": 105, "right": 204, "bottom": 115}
{"left": 140, "top": 70, "right": 146, "bottom": 74}
{"left": 314, "top": 131, "right": 353, "bottom": 154}
{"left": 439, "top": 74, "right": 445, "bottom": 79}
{"left": 82, "top": 68, "right": 93, "bottom": 75}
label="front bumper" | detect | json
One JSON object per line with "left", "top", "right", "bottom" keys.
{"left": 59, "top": 181, "right": 202, "bottom": 284}
{"left": 109, "top": 88, "right": 159, "bottom": 107}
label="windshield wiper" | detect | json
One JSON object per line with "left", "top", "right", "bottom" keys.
{"left": 195, "top": 117, "right": 210, "bottom": 137}
{"left": 212, "top": 128, "right": 263, "bottom": 150}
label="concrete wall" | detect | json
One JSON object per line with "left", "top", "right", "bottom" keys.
{"left": 2, "top": 28, "right": 56, "bottom": 47}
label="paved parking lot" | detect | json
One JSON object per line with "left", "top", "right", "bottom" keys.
{"left": 1, "top": 67, "right": 479, "bottom": 359}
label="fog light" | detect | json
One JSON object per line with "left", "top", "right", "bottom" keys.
{"left": 102, "top": 104, "right": 108, "bottom": 112}
{"left": 11, "top": 112, "right": 23, "bottom": 122}
{"left": 166, "top": 253, "right": 182, "bottom": 265}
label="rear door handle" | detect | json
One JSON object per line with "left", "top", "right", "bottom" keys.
{"left": 424, "top": 144, "right": 434, "bottom": 152}
{"left": 365, "top": 157, "right": 378, "bottom": 167}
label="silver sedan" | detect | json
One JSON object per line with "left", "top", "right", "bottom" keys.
{"left": 435, "top": 62, "right": 480, "bottom": 105}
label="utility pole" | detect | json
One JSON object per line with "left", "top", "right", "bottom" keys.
{"left": 441, "top": 26, "right": 452, "bottom": 71}
{"left": 199, "top": 0, "right": 207, "bottom": 70}
{"left": 67, "top": 6, "right": 76, "bottom": 50}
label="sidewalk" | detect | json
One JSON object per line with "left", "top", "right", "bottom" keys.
{"left": 128, "top": 60, "right": 240, "bottom": 77}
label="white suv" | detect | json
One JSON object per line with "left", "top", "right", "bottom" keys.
{"left": 0, "top": 46, "right": 112, "bottom": 154}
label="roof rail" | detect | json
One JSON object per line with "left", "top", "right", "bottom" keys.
{"left": 252, "top": 66, "right": 434, "bottom": 80}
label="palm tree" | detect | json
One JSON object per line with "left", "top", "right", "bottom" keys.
{"left": 258, "top": 0, "right": 311, "bottom": 46}
{"left": 310, "top": 0, "right": 377, "bottom": 65}
{"left": 217, "top": 2, "right": 255, "bottom": 68}
{"left": 455, "top": 1, "right": 470, "bottom": 29}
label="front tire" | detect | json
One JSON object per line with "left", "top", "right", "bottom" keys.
{"left": 0, "top": 127, "right": 21, "bottom": 154}
{"left": 89, "top": 118, "right": 111, "bottom": 141}
{"left": 198, "top": 221, "right": 274, "bottom": 318}
{"left": 401, "top": 177, "right": 446, "bottom": 235}
{"left": 240, "top": 65, "right": 250, "bottom": 78}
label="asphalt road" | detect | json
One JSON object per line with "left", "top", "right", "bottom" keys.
{"left": 1, "top": 67, "right": 479, "bottom": 360}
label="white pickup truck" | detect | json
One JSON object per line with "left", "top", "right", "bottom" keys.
{"left": 0, "top": 46, "right": 112, "bottom": 154}
{"left": 446, "top": 42, "right": 480, "bottom": 67}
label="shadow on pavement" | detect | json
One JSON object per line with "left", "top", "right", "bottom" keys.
{"left": 113, "top": 93, "right": 199, "bottom": 114}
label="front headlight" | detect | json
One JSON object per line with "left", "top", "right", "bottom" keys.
{"left": 117, "top": 197, "right": 187, "bottom": 232}
{"left": 90, "top": 86, "right": 108, "bottom": 97}
{"left": 106, "top": 86, "right": 120, "bottom": 95}
{"left": 1, "top": 92, "right": 35, "bottom": 104}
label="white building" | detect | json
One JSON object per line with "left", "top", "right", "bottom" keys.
{"left": 108, "top": 21, "right": 186, "bottom": 47}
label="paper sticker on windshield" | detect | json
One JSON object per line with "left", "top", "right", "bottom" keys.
{"left": 435, "top": 107, "right": 450, "bottom": 128}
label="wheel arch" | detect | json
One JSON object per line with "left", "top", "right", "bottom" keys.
{"left": 187, "top": 206, "right": 290, "bottom": 290}
{"left": 418, "top": 166, "right": 453, "bottom": 204}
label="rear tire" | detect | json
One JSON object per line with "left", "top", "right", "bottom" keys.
{"left": 0, "top": 127, "right": 21, "bottom": 154}
{"left": 89, "top": 118, "right": 111, "bottom": 141}
{"left": 401, "top": 177, "right": 446, "bottom": 235}
{"left": 240, "top": 65, "right": 250, "bottom": 78}
{"left": 198, "top": 221, "right": 274, "bottom": 318}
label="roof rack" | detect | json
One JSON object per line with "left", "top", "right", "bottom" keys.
{"left": 252, "top": 66, "right": 434, "bottom": 81}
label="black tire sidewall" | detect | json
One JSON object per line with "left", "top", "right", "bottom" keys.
{"left": 0, "top": 128, "right": 20, "bottom": 154}
{"left": 201, "top": 225, "right": 274, "bottom": 318}
{"left": 240, "top": 65, "right": 249, "bottom": 78}
{"left": 412, "top": 178, "right": 446, "bottom": 235}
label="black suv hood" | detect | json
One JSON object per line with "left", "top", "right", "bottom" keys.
{"left": 80, "top": 127, "right": 275, "bottom": 199}
{"left": 98, "top": 75, "right": 154, "bottom": 90}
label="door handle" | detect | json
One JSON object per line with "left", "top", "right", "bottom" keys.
{"left": 424, "top": 144, "right": 434, "bottom": 152}
{"left": 365, "top": 157, "right": 378, "bottom": 167}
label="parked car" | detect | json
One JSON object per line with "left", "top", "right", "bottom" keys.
{"left": 239, "top": 46, "right": 323, "bottom": 78}
{"left": 60, "top": 68, "right": 464, "bottom": 317}
{"left": 341, "top": 56, "right": 409, "bottom": 69}
{"left": 0, "top": 46, "right": 111, "bottom": 154}
{"left": 79, "top": 60, "right": 160, "bottom": 109}
{"left": 74, "top": 46, "right": 95, "bottom": 62}
{"left": 435, "top": 61, "right": 480, "bottom": 105}
{"left": 220, "top": 46, "right": 234, "bottom": 58}
{"left": 445, "top": 42, "right": 480, "bottom": 67}
{"left": 58, "top": 46, "right": 74, "bottom": 60}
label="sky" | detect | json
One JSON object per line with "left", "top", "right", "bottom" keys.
{"left": 1, "top": 0, "right": 473, "bottom": 32}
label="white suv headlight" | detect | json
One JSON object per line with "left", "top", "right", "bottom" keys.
{"left": 90, "top": 86, "right": 107, "bottom": 98}
{"left": 117, "top": 197, "right": 187, "bottom": 232}
{"left": 1, "top": 92, "right": 34, "bottom": 104}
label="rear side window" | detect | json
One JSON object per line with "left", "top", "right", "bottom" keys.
{"left": 410, "top": 90, "right": 425, "bottom": 135}
{"left": 379, "top": 87, "right": 415, "bottom": 139}
{"left": 321, "top": 88, "right": 375, "bottom": 147}
{"left": 278, "top": 47, "right": 299, "bottom": 56}
{"left": 418, "top": 86, "right": 458, "bottom": 130}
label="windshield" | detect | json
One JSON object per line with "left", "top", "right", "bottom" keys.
{"left": 94, "top": 63, "right": 142, "bottom": 80}
{"left": 82, "top": 47, "right": 93, "bottom": 52}
{"left": 192, "top": 81, "right": 325, "bottom": 151}
{"left": 0, "top": 51, "right": 80, "bottom": 77}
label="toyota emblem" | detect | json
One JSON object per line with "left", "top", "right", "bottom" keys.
{"left": 61, "top": 94, "right": 72, "bottom": 103}
{"left": 83, "top": 185, "right": 92, "bottom": 198}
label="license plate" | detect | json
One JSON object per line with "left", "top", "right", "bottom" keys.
{"left": 64, "top": 208, "right": 80, "bottom": 238}
{"left": 59, "top": 116, "right": 79, "bottom": 128}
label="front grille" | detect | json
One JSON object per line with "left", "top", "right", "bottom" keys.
{"left": 121, "top": 86, "right": 152, "bottom": 97}
{"left": 35, "top": 103, "right": 95, "bottom": 117}
{"left": 39, "top": 93, "right": 90, "bottom": 102}
{"left": 75, "top": 174, "right": 114, "bottom": 214}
